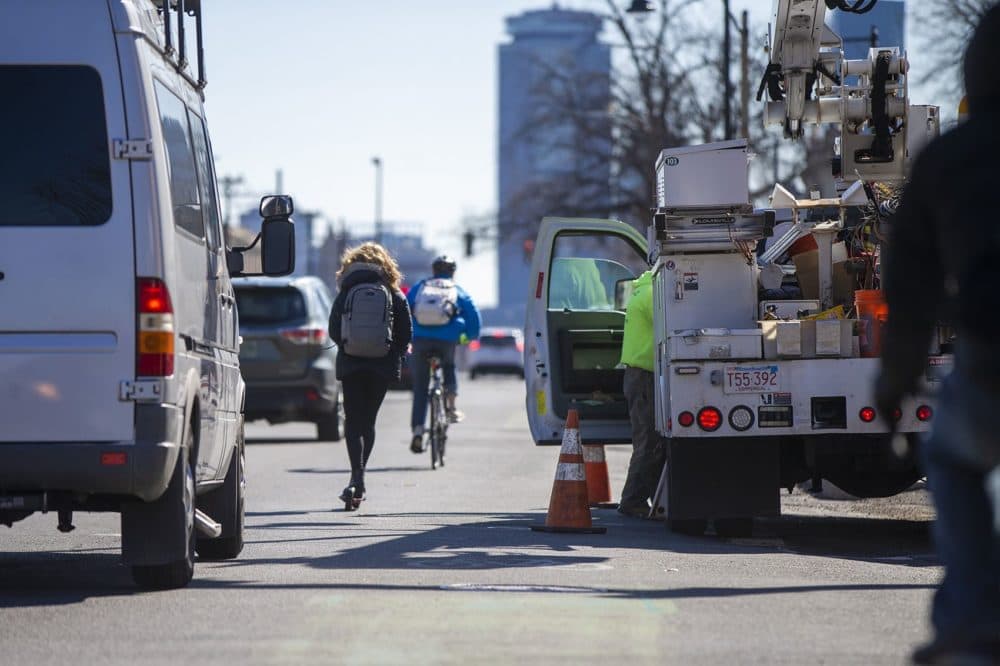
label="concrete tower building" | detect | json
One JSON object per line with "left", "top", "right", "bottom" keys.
{"left": 496, "top": 7, "right": 611, "bottom": 325}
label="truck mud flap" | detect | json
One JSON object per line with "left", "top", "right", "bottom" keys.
{"left": 653, "top": 437, "right": 780, "bottom": 521}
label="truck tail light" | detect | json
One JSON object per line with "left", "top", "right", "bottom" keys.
{"left": 678, "top": 411, "right": 695, "bottom": 427}
{"left": 137, "top": 278, "right": 174, "bottom": 376}
{"left": 697, "top": 407, "right": 722, "bottom": 432}
{"left": 280, "top": 327, "right": 327, "bottom": 345}
{"left": 859, "top": 406, "right": 877, "bottom": 423}
{"left": 916, "top": 405, "right": 933, "bottom": 422}
{"left": 728, "top": 405, "right": 754, "bottom": 431}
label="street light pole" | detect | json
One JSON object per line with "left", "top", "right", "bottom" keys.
{"left": 740, "top": 10, "right": 750, "bottom": 139}
{"left": 371, "top": 156, "right": 383, "bottom": 244}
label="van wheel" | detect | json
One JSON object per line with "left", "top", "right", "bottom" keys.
{"left": 131, "top": 430, "right": 196, "bottom": 590}
{"left": 196, "top": 423, "right": 246, "bottom": 560}
{"left": 317, "top": 396, "right": 343, "bottom": 442}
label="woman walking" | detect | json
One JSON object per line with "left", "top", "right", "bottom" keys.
{"left": 328, "top": 243, "right": 412, "bottom": 510}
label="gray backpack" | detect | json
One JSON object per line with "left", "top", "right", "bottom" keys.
{"left": 341, "top": 281, "right": 393, "bottom": 358}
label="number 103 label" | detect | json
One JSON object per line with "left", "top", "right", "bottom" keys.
{"left": 724, "top": 365, "right": 780, "bottom": 394}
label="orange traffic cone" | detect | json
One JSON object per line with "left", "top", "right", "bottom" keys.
{"left": 582, "top": 444, "right": 613, "bottom": 508}
{"left": 532, "top": 409, "right": 607, "bottom": 534}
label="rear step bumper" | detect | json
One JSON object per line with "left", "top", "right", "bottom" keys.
{"left": 0, "top": 403, "right": 182, "bottom": 502}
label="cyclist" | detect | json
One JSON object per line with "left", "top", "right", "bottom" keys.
{"left": 407, "top": 255, "right": 481, "bottom": 453}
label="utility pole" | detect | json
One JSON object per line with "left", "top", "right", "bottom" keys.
{"left": 722, "top": 0, "right": 734, "bottom": 140}
{"left": 740, "top": 10, "right": 750, "bottom": 140}
{"left": 218, "top": 174, "right": 245, "bottom": 231}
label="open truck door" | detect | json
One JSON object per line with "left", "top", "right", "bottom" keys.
{"left": 524, "top": 217, "right": 650, "bottom": 445}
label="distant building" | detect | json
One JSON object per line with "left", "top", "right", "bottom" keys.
{"left": 496, "top": 6, "right": 611, "bottom": 325}
{"left": 829, "top": 0, "right": 904, "bottom": 60}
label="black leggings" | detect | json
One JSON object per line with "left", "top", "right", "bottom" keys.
{"left": 341, "top": 373, "right": 389, "bottom": 492}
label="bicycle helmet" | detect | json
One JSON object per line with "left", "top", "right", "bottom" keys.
{"left": 432, "top": 254, "right": 457, "bottom": 277}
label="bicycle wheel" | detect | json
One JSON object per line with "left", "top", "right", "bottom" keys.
{"left": 429, "top": 390, "right": 441, "bottom": 470}
{"left": 436, "top": 396, "right": 448, "bottom": 467}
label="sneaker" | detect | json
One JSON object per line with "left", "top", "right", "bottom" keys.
{"left": 447, "top": 408, "right": 465, "bottom": 424}
{"left": 410, "top": 427, "right": 425, "bottom": 453}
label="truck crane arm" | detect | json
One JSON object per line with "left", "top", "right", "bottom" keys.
{"left": 761, "top": 0, "right": 938, "bottom": 182}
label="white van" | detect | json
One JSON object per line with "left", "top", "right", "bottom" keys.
{"left": 0, "top": 0, "right": 294, "bottom": 589}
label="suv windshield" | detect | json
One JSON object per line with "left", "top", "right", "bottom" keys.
{"left": 0, "top": 66, "right": 112, "bottom": 226}
{"left": 235, "top": 287, "right": 307, "bottom": 324}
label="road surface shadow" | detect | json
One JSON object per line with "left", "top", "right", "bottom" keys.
{"left": 655, "top": 512, "right": 937, "bottom": 567}
{"left": 0, "top": 552, "right": 135, "bottom": 607}
{"left": 287, "top": 466, "right": 427, "bottom": 475}
{"left": 245, "top": 437, "right": 316, "bottom": 445}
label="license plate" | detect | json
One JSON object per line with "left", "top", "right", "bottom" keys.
{"left": 240, "top": 339, "right": 279, "bottom": 360}
{"left": 724, "top": 365, "right": 780, "bottom": 394}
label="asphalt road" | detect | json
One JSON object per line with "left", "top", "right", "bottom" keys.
{"left": 1, "top": 373, "right": 940, "bottom": 665}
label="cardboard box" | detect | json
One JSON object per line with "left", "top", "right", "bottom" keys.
{"left": 761, "top": 320, "right": 857, "bottom": 359}
{"left": 791, "top": 242, "right": 855, "bottom": 307}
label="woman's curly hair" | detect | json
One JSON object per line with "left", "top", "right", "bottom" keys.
{"left": 336, "top": 242, "right": 403, "bottom": 290}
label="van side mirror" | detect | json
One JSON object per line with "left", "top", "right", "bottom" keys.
{"left": 226, "top": 195, "right": 296, "bottom": 277}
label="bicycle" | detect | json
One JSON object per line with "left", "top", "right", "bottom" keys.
{"left": 425, "top": 355, "right": 448, "bottom": 470}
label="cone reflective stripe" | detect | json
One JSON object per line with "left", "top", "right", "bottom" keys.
{"left": 532, "top": 409, "right": 606, "bottom": 534}
{"left": 582, "top": 444, "right": 612, "bottom": 506}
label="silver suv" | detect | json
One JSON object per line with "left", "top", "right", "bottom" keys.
{"left": 235, "top": 277, "right": 342, "bottom": 441}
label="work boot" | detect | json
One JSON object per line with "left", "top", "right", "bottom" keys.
{"left": 445, "top": 392, "right": 464, "bottom": 423}
{"left": 410, "top": 425, "right": 425, "bottom": 453}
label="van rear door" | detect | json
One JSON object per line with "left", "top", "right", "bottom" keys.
{"left": 0, "top": 2, "right": 135, "bottom": 442}
{"left": 524, "top": 217, "right": 649, "bottom": 445}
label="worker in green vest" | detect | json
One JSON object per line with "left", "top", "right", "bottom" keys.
{"left": 618, "top": 269, "right": 664, "bottom": 518}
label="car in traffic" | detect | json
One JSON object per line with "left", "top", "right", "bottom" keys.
{"left": 234, "top": 276, "right": 343, "bottom": 441}
{"left": 467, "top": 327, "right": 525, "bottom": 379}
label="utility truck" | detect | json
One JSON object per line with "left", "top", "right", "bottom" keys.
{"left": 524, "top": 0, "right": 944, "bottom": 536}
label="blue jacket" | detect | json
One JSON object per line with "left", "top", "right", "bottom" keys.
{"left": 407, "top": 276, "right": 481, "bottom": 343}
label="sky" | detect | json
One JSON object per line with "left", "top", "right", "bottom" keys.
{"left": 200, "top": 1, "right": 950, "bottom": 307}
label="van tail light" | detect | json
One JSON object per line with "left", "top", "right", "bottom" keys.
{"left": 468, "top": 340, "right": 481, "bottom": 352}
{"left": 137, "top": 278, "right": 174, "bottom": 376}
{"left": 280, "top": 327, "right": 327, "bottom": 345}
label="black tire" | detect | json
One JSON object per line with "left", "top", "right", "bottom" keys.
{"left": 196, "top": 423, "right": 246, "bottom": 561}
{"left": 714, "top": 517, "right": 753, "bottom": 538}
{"left": 429, "top": 392, "right": 441, "bottom": 470}
{"left": 131, "top": 429, "right": 196, "bottom": 590}
{"left": 668, "top": 518, "right": 708, "bottom": 536}
{"left": 316, "top": 394, "right": 343, "bottom": 442}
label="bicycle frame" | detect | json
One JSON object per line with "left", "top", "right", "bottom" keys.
{"left": 426, "top": 356, "right": 448, "bottom": 469}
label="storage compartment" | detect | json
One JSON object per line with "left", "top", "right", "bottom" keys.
{"left": 759, "top": 299, "right": 821, "bottom": 320}
{"left": 656, "top": 139, "right": 749, "bottom": 209}
{"left": 556, "top": 328, "right": 627, "bottom": 420}
{"left": 667, "top": 328, "right": 762, "bottom": 361}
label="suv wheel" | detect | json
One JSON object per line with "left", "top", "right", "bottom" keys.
{"left": 196, "top": 423, "right": 246, "bottom": 560}
{"left": 317, "top": 394, "right": 343, "bottom": 442}
{"left": 131, "top": 429, "right": 196, "bottom": 590}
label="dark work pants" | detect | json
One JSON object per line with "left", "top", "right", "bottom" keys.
{"left": 341, "top": 373, "right": 389, "bottom": 493}
{"left": 410, "top": 337, "right": 458, "bottom": 430}
{"left": 620, "top": 367, "right": 665, "bottom": 508}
